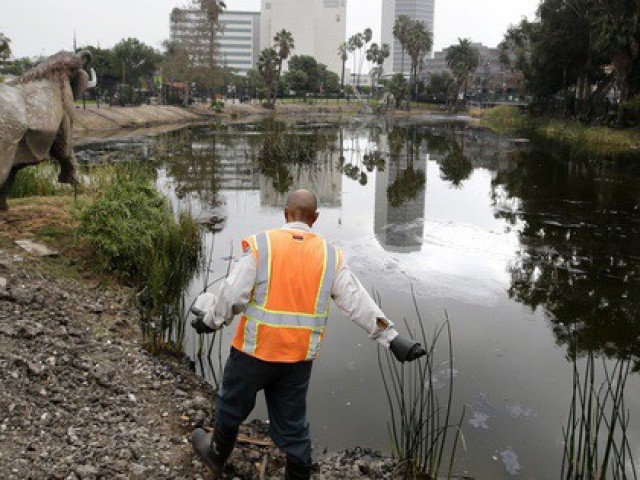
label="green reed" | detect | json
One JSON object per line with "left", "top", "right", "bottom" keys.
{"left": 377, "top": 288, "right": 465, "bottom": 479}
{"left": 562, "top": 350, "right": 637, "bottom": 480}
{"left": 76, "top": 161, "right": 203, "bottom": 354}
{"left": 8, "top": 161, "right": 65, "bottom": 198}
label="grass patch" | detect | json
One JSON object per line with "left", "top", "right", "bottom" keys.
{"left": 536, "top": 121, "right": 640, "bottom": 157}
{"left": 476, "top": 105, "right": 526, "bottom": 132}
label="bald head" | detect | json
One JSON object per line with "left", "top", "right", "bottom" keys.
{"left": 285, "top": 189, "right": 319, "bottom": 227}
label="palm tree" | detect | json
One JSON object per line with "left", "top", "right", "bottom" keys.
{"left": 258, "top": 47, "right": 280, "bottom": 108}
{"left": 405, "top": 20, "right": 433, "bottom": 102}
{"left": 393, "top": 15, "right": 412, "bottom": 75}
{"left": 348, "top": 33, "right": 364, "bottom": 88}
{"left": 273, "top": 29, "right": 295, "bottom": 107}
{"left": 366, "top": 43, "right": 391, "bottom": 95}
{"left": 446, "top": 38, "right": 480, "bottom": 110}
{"left": 338, "top": 42, "right": 349, "bottom": 93}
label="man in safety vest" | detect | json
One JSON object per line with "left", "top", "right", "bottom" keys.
{"left": 190, "top": 189, "right": 426, "bottom": 479}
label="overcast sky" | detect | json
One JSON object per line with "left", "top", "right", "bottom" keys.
{"left": 2, "top": 0, "right": 540, "bottom": 58}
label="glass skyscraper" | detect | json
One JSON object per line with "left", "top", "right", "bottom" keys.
{"left": 381, "top": 0, "right": 435, "bottom": 75}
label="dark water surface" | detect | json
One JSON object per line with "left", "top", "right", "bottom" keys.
{"left": 79, "top": 120, "right": 640, "bottom": 478}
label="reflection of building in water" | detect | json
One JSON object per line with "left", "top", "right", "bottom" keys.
{"left": 258, "top": 153, "right": 342, "bottom": 208}
{"left": 190, "top": 138, "right": 260, "bottom": 190}
{"left": 374, "top": 145, "right": 428, "bottom": 253}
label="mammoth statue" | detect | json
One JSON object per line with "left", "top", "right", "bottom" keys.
{"left": 0, "top": 50, "right": 97, "bottom": 210}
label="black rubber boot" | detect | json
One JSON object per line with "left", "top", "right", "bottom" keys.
{"left": 285, "top": 457, "right": 312, "bottom": 480}
{"left": 191, "top": 428, "right": 235, "bottom": 476}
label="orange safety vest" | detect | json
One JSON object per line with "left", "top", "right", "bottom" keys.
{"left": 231, "top": 229, "right": 342, "bottom": 363}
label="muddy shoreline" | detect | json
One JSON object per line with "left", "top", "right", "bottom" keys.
{"left": 0, "top": 234, "right": 399, "bottom": 478}
{"left": 72, "top": 103, "right": 452, "bottom": 143}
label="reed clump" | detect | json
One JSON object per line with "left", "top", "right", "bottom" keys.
{"left": 378, "top": 289, "right": 465, "bottom": 479}
{"left": 562, "top": 350, "right": 637, "bottom": 480}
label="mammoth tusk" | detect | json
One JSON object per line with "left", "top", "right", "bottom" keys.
{"left": 87, "top": 68, "right": 97, "bottom": 88}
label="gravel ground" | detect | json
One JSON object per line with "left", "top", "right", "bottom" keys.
{"left": 0, "top": 246, "right": 400, "bottom": 479}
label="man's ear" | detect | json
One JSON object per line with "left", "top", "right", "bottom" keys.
{"left": 312, "top": 211, "right": 320, "bottom": 225}
{"left": 284, "top": 207, "right": 289, "bottom": 222}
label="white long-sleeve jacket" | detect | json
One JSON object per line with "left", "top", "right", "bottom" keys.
{"left": 203, "top": 221, "right": 399, "bottom": 348}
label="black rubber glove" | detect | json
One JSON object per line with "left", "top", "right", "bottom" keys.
{"left": 390, "top": 335, "right": 427, "bottom": 363}
{"left": 191, "top": 317, "right": 215, "bottom": 335}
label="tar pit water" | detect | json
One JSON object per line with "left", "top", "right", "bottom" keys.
{"left": 78, "top": 119, "right": 640, "bottom": 478}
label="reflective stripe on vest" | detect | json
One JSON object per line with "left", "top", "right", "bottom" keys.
{"left": 239, "top": 230, "right": 339, "bottom": 361}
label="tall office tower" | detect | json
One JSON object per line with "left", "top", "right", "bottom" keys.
{"left": 260, "top": 0, "right": 347, "bottom": 75}
{"left": 170, "top": 9, "right": 260, "bottom": 76}
{"left": 381, "top": 0, "right": 435, "bottom": 75}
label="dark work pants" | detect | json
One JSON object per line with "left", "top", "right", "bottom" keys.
{"left": 215, "top": 347, "right": 313, "bottom": 466}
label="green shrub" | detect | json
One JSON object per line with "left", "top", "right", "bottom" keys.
{"left": 214, "top": 100, "right": 225, "bottom": 113}
{"left": 77, "top": 164, "right": 202, "bottom": 319}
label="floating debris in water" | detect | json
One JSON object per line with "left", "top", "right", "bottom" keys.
{"left": 499, "top": 448, "right": 522, "bottom": 475}
{"left": 469, "top": 411, "right": 489, "bottom": 429}
{"left": 505, "top": 403, "right": 532, "bottom": 419}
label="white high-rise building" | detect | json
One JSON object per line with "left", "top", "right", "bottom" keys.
{"left": 260, "top": 0, "right": 347, "bottom": 75}
{"left": 381, "top": 0, "right": 435, "bottom": 75}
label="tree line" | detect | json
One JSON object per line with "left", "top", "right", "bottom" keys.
{"left": 499, "top": 0, "right": 640, "bottom": 125}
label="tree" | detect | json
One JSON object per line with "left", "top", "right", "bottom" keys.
{"left": 405, "top": 20, "right": 433, "bottom": 102}
{"left": 112, "top": 38, "right": 162, "bottom": 105}
{"left": 113, "top": 38, "right": 162, "bottom": 83}
{"left": 427, "top": 71, "right": 455, "bottom": 106}
{"left": 498, "top": 0, "right": 640, "bottom": 123}
{"left": 161, "top": 40, "right": 192, "bottom": 105}
{"left": 0, "top": 32, "right": 11, "bottom": 61}
{"left": 338, "top": 42, "right": 349, "bottom": 92}
{"left": 393, "top": 15, "right": 412, "bottom": 75}
{"left": 273, "top": 29, "right": 295, "bottom": 106}
{"left": 82, "top": 45, "right": 120, "bottom": 102}
{"left": 167, "top": 2, "right": 226, "bottom": 103}
{"left": 387, "top": 73, "right": 409, "bottom": 108}
{"left": 592, "top": 0, "right": 640, "bottom": 124}
{"left": 366, "top": 43, "right": 391, "bottom": 95}
{"left": 284, "top": 69, "right": 309, "bottom": 99}
{"left": 285, "top": 55, "right": 340, "bottom": 98}
{"left": 246, "top": 67, "right": 267, "bottom": 99}
{"left": 446, "top": 38, "right": 480, "bottom": 109}
{"left": 258, "top": 48, "right": 280, "bottom": 108}
{"left": 193, "top": 0, "right": 226, "bottom": 97}
{"left": 347, "top": 33, "right": 364, "bottom": 88}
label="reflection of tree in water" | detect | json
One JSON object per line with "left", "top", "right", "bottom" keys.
{"left": 440, "top": 144, "right": 473, "bottom": 188}
{"left": 156, "top": 127, "right": 223, "bottom": 207}
{"left": 493, "top": 147, "right": 640, "bottom": 369}
{"left": 386, "top": 125, "right": 427, "bottom": 207}
{"left": 257, "top": 120, "right": 338, "bottom": 194}
{"left": 337, "top": 124, "right": 386, "bottom": 187}
{"left": 387, "top": 167, "right": 426, "bottom": 208}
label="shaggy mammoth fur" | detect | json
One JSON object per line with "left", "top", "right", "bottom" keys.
{"left": 0, "top": 50, "right": 96, "bottom": 210}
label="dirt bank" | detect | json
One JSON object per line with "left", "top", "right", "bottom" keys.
{"left": 73, "top": 105, "right": 208, "bottom": 134}
{"left": 72, "top": 102, "right": 445, "bottom": 139}
{"left": 0, "top": 200, "right": 399, "bottom": 479}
